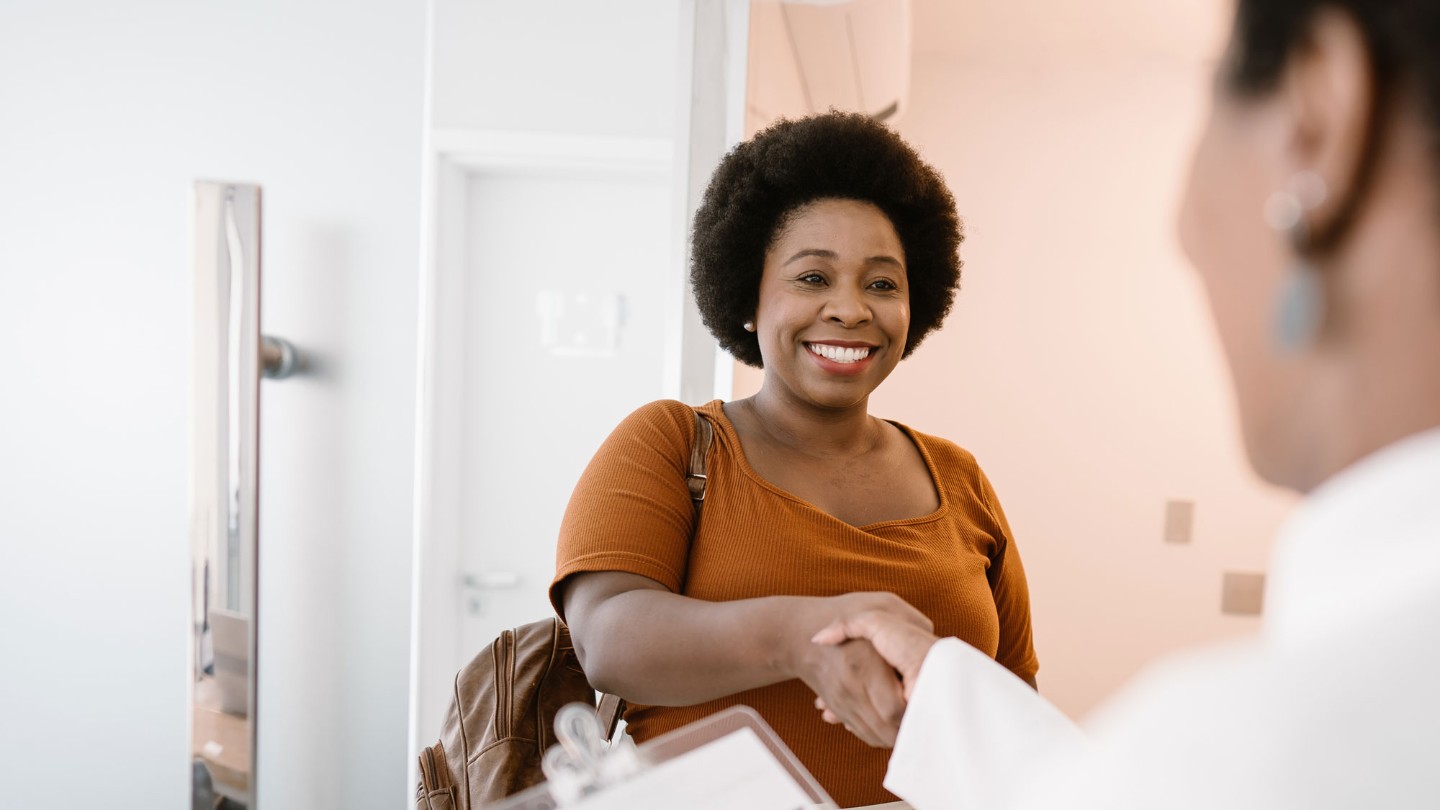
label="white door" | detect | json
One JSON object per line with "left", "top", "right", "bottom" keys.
{"left": 455, "top": 167, "right": 673, "bottom": 654}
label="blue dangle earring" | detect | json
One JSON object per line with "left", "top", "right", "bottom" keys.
{"left": 1265, "top": 170, "right": 1329, "bottom": 352}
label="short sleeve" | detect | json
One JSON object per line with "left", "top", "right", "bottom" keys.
{"left": 549, "top": 400, "right": 699, "bottom": 618}
{"left": 977, "top": 467, "right": 1040, "bottom": 681}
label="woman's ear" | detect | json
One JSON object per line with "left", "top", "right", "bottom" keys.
{"left": 1281, "top": 7, "right": 1376, "bottom": 245}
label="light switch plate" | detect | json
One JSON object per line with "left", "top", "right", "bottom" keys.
{"left": 1221, "top": 571, "right": 1266, "bottom": 616}
{"left": 1164, "top": 499, "right": 1194, "bottom": 544}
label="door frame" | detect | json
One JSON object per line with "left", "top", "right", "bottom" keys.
{"left": 407, "top": 130, "right": 673, "bottom": 755}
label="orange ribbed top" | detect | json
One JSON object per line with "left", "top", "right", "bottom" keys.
{"left": 551, "top": 400, "right": 1038, "bottom": 808}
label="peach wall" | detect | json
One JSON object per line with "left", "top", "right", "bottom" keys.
{"left": 735, "top": 1, "right": 1297, "bottom": 719}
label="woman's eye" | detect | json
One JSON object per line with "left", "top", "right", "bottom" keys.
{"left": 869, "top": 278, "right": 898, "bottom": 291}
{"left": 799, "top": 272, "right": 826, "bottom": 285}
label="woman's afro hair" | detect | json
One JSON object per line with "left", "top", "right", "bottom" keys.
{"left": 690, "top": 111, "right": 963, "bottom": 368}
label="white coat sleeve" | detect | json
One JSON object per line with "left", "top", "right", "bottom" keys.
{"left": 883, "top": 638, "right": 1089, "bottom": 810}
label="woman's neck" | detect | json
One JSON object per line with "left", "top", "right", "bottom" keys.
{"left": 739, "top": 386, "right": 880, "bottom": 459}
{"left": 1305, "top": 345, "right": 1440, "bottom": 493}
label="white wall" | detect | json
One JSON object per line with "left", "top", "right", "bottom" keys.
{"left": 0, "top": 2, "right": 424, "bottom": 807}
{"left": 431, "top": 0, "right": 679, "bottom": 138}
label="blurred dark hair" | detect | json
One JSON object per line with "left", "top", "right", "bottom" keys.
{"left": 689, "top": 111, "right": 962, "bottom": 368}
{"left": 1227, "top": 0, "right": 1440, "bottom": 132}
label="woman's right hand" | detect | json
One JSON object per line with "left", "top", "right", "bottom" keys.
{"left": 812, "top": 605, "right": 942, "bottom": 701}
{"left": 786, "top": 592, "right": 934, "bottom": 748}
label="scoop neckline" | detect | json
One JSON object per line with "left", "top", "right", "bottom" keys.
{"left": 701, "top": 399, "right": 949, "bottom": 531}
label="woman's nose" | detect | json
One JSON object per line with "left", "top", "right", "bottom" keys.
{"left": 822, "top": 286, "right": 872, "bottom": 327}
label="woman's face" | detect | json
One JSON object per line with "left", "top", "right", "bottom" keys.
{"left": 753, "top": 198, "right": 910, "bottom": 411}
{"left": 1178, "top": 74, "right": 1316, "bottom": 485}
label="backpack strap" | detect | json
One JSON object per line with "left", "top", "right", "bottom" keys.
{"left": 596, "top": 692, "right": 626, "bottom": 742}
{"left": 686, "top": 407, "right": 713, "bottom": 513}
{"left": 594, "top": 407, "right": 713, "bottom": 742}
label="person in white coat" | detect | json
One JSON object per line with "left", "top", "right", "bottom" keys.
{"left": 812, "top": 1, "right": 1440, "bottom": 807}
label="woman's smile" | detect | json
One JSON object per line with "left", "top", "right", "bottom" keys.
{"left": 804, "top": 341, "right": 879, "bottom": 374}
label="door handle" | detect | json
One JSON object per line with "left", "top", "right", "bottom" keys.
{"left": 261, "top": 335, "right": 300, "bottom": 379}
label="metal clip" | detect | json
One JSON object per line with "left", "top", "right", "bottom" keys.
{"left": 686, "top": 472, "right": 708, "bottom": 502}
{"left": 542, "top": 703, "right": 641, "bottom": 806}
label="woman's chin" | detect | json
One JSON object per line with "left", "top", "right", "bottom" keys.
{"left": 1242, "top": 412, "right": 1322, "bottom": 493}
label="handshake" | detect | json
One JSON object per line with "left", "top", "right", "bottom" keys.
{"left": 799, "top": 592, "right": 943, "bottom": 748}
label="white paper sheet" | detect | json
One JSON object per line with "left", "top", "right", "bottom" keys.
{"left": 885, "top": 638, "right": 1087, "bottom": 810}
{"left": 573, "top": 726, "right": 817, "bottom": 810}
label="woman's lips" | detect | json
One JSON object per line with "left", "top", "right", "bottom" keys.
{"left": 805, "top": 342, "right": 877, "bottom": 374}
{"left": 805, "top": 342, "right": 873, "bottom": 364}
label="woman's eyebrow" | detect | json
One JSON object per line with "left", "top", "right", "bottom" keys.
{"left": 783, "top": 248, "right": 904, "bottom": 268}
{"left": 783, "top": 248, "right": 838, "bottom": 265}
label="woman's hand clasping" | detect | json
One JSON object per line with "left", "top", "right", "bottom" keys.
{"left": 792, "top": 592, "right": 934, "bottom": 748}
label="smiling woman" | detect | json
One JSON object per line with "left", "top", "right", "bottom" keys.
{"left": 549, "top": 112, "right": 1038, "bottom": 808}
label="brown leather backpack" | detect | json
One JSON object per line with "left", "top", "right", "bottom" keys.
{"left": 415, "top": 409, "right": 713, "bottom": 810}
{"left": 414, "top": 618, "right": 620, "bottom": 810}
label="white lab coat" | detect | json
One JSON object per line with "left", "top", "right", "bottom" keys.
{"left": 885, "top": 428, "right": 1440, "bottom": 809}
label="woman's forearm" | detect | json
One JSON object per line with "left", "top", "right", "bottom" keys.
{"left": 563, "top": 572, "right": 933, "bottom": 747}
{"left": 574, "top": 586, "right": 824, "bottom": 705}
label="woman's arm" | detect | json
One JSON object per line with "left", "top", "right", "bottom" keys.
{"left": 561, "top": 570, "right": 932, "bottom": 748}
{"left": 975, "top": 466, "right": 1041, "bottom": 688}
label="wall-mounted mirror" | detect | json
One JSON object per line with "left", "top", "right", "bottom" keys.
{"left": 191, "top": 180, "right": 261, "bottom": 807}
{"left": 190, "top": 181, "right": 298, "bottom": 807}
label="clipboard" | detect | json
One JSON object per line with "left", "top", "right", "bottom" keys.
{"left": 491, "top": 705, "right": 838, "bottom": 810}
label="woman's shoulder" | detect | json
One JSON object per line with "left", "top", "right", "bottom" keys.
{"left": 892, "top": 423, "right": 1009, "bottom": 521}
{"left": 604, "top": 399, "right": 709, "bottom": 452}
{"left": 888, "top": 418, "right": 982, "bottom": 476}
{"left": 622, "top": 398, "right": 696, "bottom": 425}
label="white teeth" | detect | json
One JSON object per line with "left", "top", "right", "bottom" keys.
{"left": 807, "top": 343, "right": 871, "bottom": 364}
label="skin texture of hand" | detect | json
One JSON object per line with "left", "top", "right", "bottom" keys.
{"left": 796, "top": 637, "right": 906, "bottom": 747}
{"left": 788, "top": 593, "right": 934, "bottom": 747}
{"left": 811, "top": 608, "right": 942, "bottom": 731}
